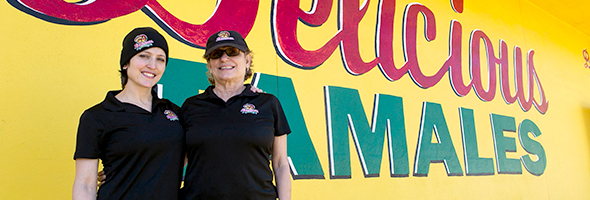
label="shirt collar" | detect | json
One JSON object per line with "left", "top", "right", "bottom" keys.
{"left": 196, "top": 84, "right": 258, "bottom": 100}
{"left": 102, "top": 90, "right": 165, "bottom": 112}
{"left": 151, "top": 90, "right": 166, "bottom": 109}
{"left": 102, "top": 90, "right": 125, "bottom": 111}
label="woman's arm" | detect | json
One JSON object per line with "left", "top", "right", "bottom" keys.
{"left": 73, "top": 158, "right": 99, "bottom": 200}
{"left": 272, "top": 134, "right": 291, "bottom": 200}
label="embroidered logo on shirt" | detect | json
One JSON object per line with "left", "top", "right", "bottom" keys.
{"left": 164, "top": 110, "right": 179, "bottom": 121}
{"left": 240, "top": 103, "right": 259, "bottom": 115}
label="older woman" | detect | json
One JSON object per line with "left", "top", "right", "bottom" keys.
{"left": 179, "top": 30, "right": 291, "bottom": 199}
{"left": 73, "top": 27, "right": 184, "bottom": 200}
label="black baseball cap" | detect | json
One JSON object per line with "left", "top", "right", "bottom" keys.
{"left": 204, "top": 30, "right": 249, "bottom": 57}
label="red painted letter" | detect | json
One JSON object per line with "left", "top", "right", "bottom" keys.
{"left": 9, "top": 0, "right": 147, "bottom": 24}
{"left": 272, "top": 0, "right": 341, "bottom": 68}
{"left": 402, "top": 3, "right": 444, "bottom": 88}
{"left": 143, "top": 0, "right": 258, "bottom": 48}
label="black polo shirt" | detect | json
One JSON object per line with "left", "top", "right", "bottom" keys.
{"left": 179, "top": 84, "right": 291, "bottom": 200}
{"left": 74, "top": 90, "right": 185, "bottom": 200}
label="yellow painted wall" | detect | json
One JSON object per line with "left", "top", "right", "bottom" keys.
{"left": 1, "top": 0, "right": 590, "bottom": 199}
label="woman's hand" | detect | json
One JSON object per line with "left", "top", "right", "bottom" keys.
{"left": 97, "top": 170, "right": 106, "bottom": 187}
{"left": 250, "top": 86, "right": 264, "bottom": 93}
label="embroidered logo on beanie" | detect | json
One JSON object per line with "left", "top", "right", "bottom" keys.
{"left": 134, "top": 34, "right": 154, "bottom": 51}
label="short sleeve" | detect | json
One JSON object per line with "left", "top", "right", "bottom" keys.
{"left": 73, "top": 111, "right": 104, "bottom": 160}
{"left": 272, "top": 96, "right": 291, "bottom": 136}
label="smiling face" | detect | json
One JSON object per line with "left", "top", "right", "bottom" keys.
{"left": 207, "top": 46, "right": 252, "bottom": 85}
{"left": 122, "top": 47, "right": 167, "bottom": 90}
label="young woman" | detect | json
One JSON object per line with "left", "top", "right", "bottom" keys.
{"left": 72, "top": 27, "right": 184, "bottom": 200}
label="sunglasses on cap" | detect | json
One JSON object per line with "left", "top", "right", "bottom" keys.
{"left": 208, "top": 47, "right": 242, "bottom": 60}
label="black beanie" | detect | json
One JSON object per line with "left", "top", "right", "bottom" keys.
{"left": 120, "top": 27, "right": 169, "bottom": 68}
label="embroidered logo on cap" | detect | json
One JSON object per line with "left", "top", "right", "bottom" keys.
{"left": 240, "top": 103, "right": 259, "bottom": 115}
{"left": 134, "top": 34, "right": 154, "bottom": 51}
{"left": 215, "top": 31, "right": 235, "bottom": 42}
{"left": 164, "top": 110, "right": 179, "bottom": 121}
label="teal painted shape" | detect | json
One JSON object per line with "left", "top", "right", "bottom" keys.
{"left": 157, "top": 58, "right": 210, "bottom": 178}
{"left": 459, "top": 107, "right": 494, "bottom": 176}
{"left": 157, "top": 58, "right": 210, "bottom": 106}
{"left": 375, "top": 94, "right": 409, "bottom": 177}
{"left": 490, "top": 114, "right": 522, "bottom": 174}
{"left": 324, "top": 86, "right": 409, "bottom": 178}
{"left": 324, "top": 86, "right": 354, "bottom": 178}
{"left": 414, "top": 102, "right": 463, "bottom": 176}
{"left": 518, "top": 119, "right": 546, "bottom": 176}
{"left": 253, "top": 73, "right": 324, "bottom": 179}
